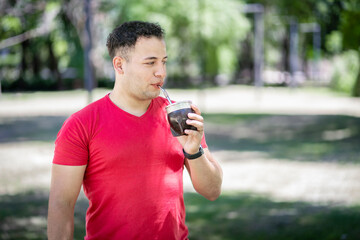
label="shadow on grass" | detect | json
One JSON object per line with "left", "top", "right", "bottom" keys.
{"left": 204, "top": 114, "right": 360, "bottom": 164}
{"left": 1, "top": 114, "right": 359, "bottom": 163}
{"left": 0, "top": 190, "right": 87, "bottom": 240}
{"left": 0, "top": 116, "right": 67, "bottom": 143}
{"left": 1, "top": 190, "right": 360, "bottom": 240}
{"left": 185, "top": 192, "right": 360, "bottom": 240}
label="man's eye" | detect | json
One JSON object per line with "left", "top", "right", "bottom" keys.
{"left": 162, "top": 61, "right": 167, "bottom": 65}
{"left": 145, "top": 62, "right": 155, "bottom": 65}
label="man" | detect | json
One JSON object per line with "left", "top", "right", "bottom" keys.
{"left": 47, "top": 21, "right": 222, "bottom": 240}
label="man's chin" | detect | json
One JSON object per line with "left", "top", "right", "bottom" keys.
{"left": 143, "top": 91, "right": 160, "bottom": 100}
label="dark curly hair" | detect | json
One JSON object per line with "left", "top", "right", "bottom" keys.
{"left": 106, "top": 21, "right": 165, "bottom": 60}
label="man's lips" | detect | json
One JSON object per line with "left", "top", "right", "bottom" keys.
{"left": 152, "top": 83, "right": 163, "bottom": 88}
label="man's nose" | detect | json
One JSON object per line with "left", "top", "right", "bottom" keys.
{"left": 155, "top": 64, "right": 166, "bottom": 78}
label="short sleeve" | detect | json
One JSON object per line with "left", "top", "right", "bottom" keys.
{"left": 53, "top": 115, "right": 89, "bottom": 166}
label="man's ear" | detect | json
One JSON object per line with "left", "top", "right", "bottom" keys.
{"left": 113, "top": 56, "right": 124, "bottom": 74}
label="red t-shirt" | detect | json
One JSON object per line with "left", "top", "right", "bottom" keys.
{"left": 53, "top": 94, "right": 207, "bottom": 240}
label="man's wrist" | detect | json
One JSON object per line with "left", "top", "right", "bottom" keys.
{"left": 183, "top": 146, "right": 204, "bottom": 160}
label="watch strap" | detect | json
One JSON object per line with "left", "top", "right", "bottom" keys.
{"left": 183, "top": 146, "right": 204, "bottom": 160}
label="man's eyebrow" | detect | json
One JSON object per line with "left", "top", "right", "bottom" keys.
{"left": 143, "top": 56, "right": 168, "bottom": 60}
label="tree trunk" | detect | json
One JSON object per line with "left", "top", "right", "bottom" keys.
{"left": 47, "top": 37, "right": 63, "bottom": 90}
{"left": 281, "top": 30, "right": 290, "bottom": 72}
{"left": 32, "top": 45, "right": 41, "bottom": 77}
{"left": 234, "top": 34, "right": 253, "bottom": 85}
{"left": 18, "top": 40, "right": 29, "bottom": 90}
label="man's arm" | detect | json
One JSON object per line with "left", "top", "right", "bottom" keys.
{"left": 184, "top": 148, "right": 223, "bottom": 201}
{"left": 47, "top": 164, "right": 86, "bottom": 240}
{"left": 177, "top": 104, "right": 223, "bottom": 201}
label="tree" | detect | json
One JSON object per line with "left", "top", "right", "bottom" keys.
{"left": 242, "top": 0, "right": 360, "bottom": 97}
{"left": 102, "top": 0, "right": 250, "bottom": 87}
{"left": 340, "top": 1, "right": 360, "bottom": 96}
{"left": 0, "top": 0, "right": 87, "bottom": 91}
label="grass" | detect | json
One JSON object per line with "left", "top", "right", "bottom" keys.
{"left": 204, "top": 113, "right": 360, "bottom": 164}
{"left": 1, "top": 108, "right": 360, "bottom": 239}
{"left": 185, "top": 192, "right": 360, "bottom": 240}
{"left": 1, "top": 191, "right": 360, "bottom": 240}
{"left": 0, "top": 191, "right": 87, "bottom": 240}
{"left": 2, "top": 113, "right": 358, "bottom": 163}
{"left": 0, "top": 89, "right": 107, "bottom": 100}
{"left": 0, "top": 116, "right": 67, "bottom": 143}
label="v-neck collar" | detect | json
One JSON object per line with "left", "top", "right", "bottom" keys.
{"left": 106, "top": 93, "right": 154, "bottom": 120}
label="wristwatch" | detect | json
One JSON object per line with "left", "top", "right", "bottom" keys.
{"left": 183, "top": 146, "right": 204, "bottom": 160}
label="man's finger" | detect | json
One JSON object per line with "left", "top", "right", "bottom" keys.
{"left": 186, "top": 119, "right": 204, "bottom": 131}
{"left": 191, "top": 104, "right": 201, "bottom": 115}
{"left": 188, "top": 113, "right": 204, "bottom": 122}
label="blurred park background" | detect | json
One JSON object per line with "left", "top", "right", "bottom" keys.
{"left": 1, "top": 0, "right": 360, "bottom": 239}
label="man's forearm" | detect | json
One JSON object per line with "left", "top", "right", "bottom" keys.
{"left": 185, "top": 149, "right": 223, "bottom": 201}
{"left": 48, "top": 164, "right": 85, "bottom": 239}
{"left": 47, "top": 201, "right": 75, "bottom": 240}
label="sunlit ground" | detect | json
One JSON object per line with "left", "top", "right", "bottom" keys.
{"left": 0, "top": 86, "right": 360, "bottom": 239}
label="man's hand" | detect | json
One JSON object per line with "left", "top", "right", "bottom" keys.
{"left": 176, "top": 104, "right": 204, "bottom": 154}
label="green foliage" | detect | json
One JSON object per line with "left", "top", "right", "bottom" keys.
{"left": 105, "top": 0, "right": 250, "bottom": 85}
{"left": 0, "top": 16, "right": 22, "bottom": 35}
{"left": 340, "top": 10, "right": 360, "bottom": 51}
{"left": 325, "top": 31, "right": 342, "bottom": 54}
{"left": 245, "top": 0, "right": 360, "bottom": 97}
{"left": 330, "top": 50, "right": 359, "bottom": 94}
{"left": 339, "top": 0, "right": 360, "bottom": 96}
{"left": 1, "top": 0, "right": 249, "bottom": 90}
{"left": 2, "top": 0, "right": 360, "bottom": 93}
{"left": 247, "top": 0, "right": 318, "bottom": 21}
{"left": 0, "top": 1, "right": 85, "bottom": 91}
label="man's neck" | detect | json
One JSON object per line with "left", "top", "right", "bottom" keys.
{"left": 109, "top": 89, "right": 152, "bottom": 117}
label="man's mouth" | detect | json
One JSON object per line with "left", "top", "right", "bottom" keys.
{"left": 153, "top": 83, "right": 163, "bottom": 89}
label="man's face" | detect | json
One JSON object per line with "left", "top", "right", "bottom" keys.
{"left": 121, "top": 37, "right": 167, "bottom": 101}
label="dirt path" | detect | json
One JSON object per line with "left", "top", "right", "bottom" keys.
{"left": 1, "top": 86, "right": 360, "bottom": 205}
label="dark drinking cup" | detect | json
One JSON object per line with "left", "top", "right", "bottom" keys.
{"left": 165, "top": 101, "right": 197, "bottom": 137}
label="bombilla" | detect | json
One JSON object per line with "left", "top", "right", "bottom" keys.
{"left": 159, "top": 86, "right": 172, "bottom": 104}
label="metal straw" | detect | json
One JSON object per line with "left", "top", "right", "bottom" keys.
{"left": 159, "top": 86, "right": 172, "bottom": 104}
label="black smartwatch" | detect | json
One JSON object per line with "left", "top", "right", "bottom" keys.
{"left": 183, "top": 146, "right": 204, "bottom": 160}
